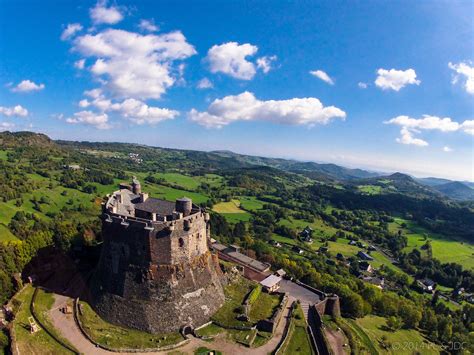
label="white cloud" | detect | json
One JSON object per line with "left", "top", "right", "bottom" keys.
{"left": 74, "top": 59, "right": 86, "bottom": 69}
{"left": 197, "top": 78, "right": 213, "bottom": 89}
{"left": 386, "top": 114, "right": 473, "bottom": 146}
{"left": 110, "top": 98, "right": 178, "bottom": 125}
{"left": 375, "top": 68, "right": 420, "bottom": 91}
{"left": 11, "top": 80, "right": 45, "bottom": 93}
{"left": 188, "top": 91, "right": 346, "bottom": 129}
{"left": 443, "top": 146, "right": 453, "bottom": 152}
{"left": 448, "top": 61, "right": 474, "bottom": 95}
{"left": 461, "top": 120, "right": 474, "bottom": 135}
{"left": 309, "top": 70, "right": 334, "bottom": 85}
{"left": 207, "top": 42, "right": 269, "bottom": 80}
{"left": 256, "top": 55, "right": 277, "bottom": 74}
{"left": 73, "top": 29, "right": 196, "bottom": 99}
{"left": 66, "top": 111, "right": 110, "bottom": 129}
{"left": 139, "top": 19, "right": 159, "bottom": 32}
{"left": 84, "top": 88, "right": 103, "bottom": 99}
{"left": 396, "top": 127, "right": 428, "bottom": 146}
{"left": 0, "top": 122, "right": 15, "bottom": 131}
{"left": 60, "top": 23, "right": 83, "bottom": 41}
{"left": 0, "top": 105, "right": 28, "bottom": 117}
{"left": 358, "top": 82, "right": 368, "bottom": 89}
{"left": 90, "top": 0, "right": 123, "bottom": 25}
{"left": 78, "top": 99, "right": 90, "bottom": 108}
{"left": 386, "top": 115, "right": 460, "bottom": 132}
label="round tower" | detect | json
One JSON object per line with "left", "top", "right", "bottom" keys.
{"left": 175, "top": 197, "right": 192, "bottom": 216}
{"left": 131, "top": 176, "right": 141, "bottom": 194}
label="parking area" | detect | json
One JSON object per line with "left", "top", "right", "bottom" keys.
{"left": 278, "top": 279, "right": 321, "bottom": 304}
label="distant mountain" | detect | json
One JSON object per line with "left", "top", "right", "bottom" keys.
{"left": 416, "top": 177, "right": 453, "bottom": 187}
{"left": 211, "top": 150, "right": 381, "bottom": 181}
{"left": 432, "top": 181, "right": 474, "bottom": 201}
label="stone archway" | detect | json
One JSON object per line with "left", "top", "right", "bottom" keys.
{"left": 181, "top": 324, "right": 194, "bottom": 337}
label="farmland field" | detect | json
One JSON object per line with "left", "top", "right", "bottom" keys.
{"left": 390, "top": 217, "right": 474, "bottom": 269}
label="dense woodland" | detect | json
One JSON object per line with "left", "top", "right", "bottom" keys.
{"left": 0, "top": 131, "right": 473, "bottom": 353}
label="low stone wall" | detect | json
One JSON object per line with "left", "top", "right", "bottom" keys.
{"left": 74, "top": 298, "right": 190, "bottom": 353}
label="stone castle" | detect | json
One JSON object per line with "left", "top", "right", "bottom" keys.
{"left": 91, "top": 178, "right": 225, "bottom": 334}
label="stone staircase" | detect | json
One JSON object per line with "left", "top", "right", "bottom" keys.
{"left": 300, "top": 302, "right": 310, "bottom": 321}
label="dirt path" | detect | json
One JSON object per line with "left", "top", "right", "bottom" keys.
{"left": 49, "top": 293, "right": 293, "bottom": 355}
{"left": 324, "top": 326, "right": 349, "bottom": 355}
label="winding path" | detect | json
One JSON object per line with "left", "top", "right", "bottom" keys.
{"left": 49, "top": 293, "right": 293, "bottom": 355}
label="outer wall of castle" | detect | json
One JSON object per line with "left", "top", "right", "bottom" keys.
{"left": 90, "top": 211, "right": 225, "bottom": 334}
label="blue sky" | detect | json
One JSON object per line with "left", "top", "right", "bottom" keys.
{"left": 0, "top": 0, "right": 473, "bottom": 181}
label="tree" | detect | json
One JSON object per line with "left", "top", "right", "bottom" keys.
{"left": 386, "top": 316, "right": 402, "bottom": 331}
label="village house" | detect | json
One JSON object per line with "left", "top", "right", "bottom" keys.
{"left": 359, "top": 261, "right": 374, "bottom": 273}
{"left": 417, "top": 278, "right": 436, "bottom": 292}
{"left": 357, "top": 251, "right": 374, "bottom": 261}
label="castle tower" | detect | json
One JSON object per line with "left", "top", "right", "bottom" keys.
{"left": 91, "top": 179, "right": 225, "bottom": 333}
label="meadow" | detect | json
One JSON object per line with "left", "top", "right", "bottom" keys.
{"left": 355, "top": 315, "right": 439, "bottom": 355}
{"left": 389, "top": 217, "right": 474, "bottom": 269}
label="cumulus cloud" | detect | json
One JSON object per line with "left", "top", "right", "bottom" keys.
{"left": 396, "top": 127, "right": 428, "bottom": 146}
{"left": 139, "top": 19, "right": 159, "bottom": 32}
{"left": 11, "top": 80, "right": 45, "bottom": 93}
{"left": 197, "top": 78, "right": 213, "bottom": 89}
{"left": 443, "top": 146, "right": 453, "bottom": 152}
{"left": 386, "top": 115, "right": 460, "bottom": 132}
{"left": 358, "top": 82, "right": 368, "bottom": 89}
{"left": 448, "top": 61, "right": 474, "bottom": 95}
{"left": 206, "top": 42, "right": 274, "bottom": 80}
{"left": 110, "top": 98, "right": 178, "bottom": 125}
{"left": 60, "top": 23, "right": 83, "bottom": 41}
{"left": 66, "top": 110, "right": 110, "bottom": 129}
{"left": 0, "top": 105, "right": 28, "bottom": 117}
{"left": 385, "top": 114, "right": 473, "bottom": 146}
{"left": 375, "top": 68, "right": 420, "bottom": 91}
{"left": 90, "top": 0, "right": 123, "bottom": 25}
{"left": 188, "top": 91, "right": 346, "bottom": 129}
{"left": 73, "top": 29, "right": 196, "bottom": 99}
{"left": 256, "top": 55, "right": 277, "bottom": 74}
{"left": 461, "top": 120, "right": 474, "bottom": 135}
{"left": 309, "top": 70, "right": 334, "bottom": 85}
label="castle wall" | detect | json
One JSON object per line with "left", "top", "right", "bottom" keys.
{"left": 92, "top": 209, "right": 225, "bottom": 333}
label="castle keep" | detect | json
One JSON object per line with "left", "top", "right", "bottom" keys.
{"left": 91, "top": 178, "right": 225, "bottom": 333}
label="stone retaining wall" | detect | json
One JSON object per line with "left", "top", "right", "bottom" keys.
{"left": 74, "top": 298, "right": 190, "bottom": 353}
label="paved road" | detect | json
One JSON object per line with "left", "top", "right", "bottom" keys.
{"left": 279, "top": 279, "right": 320, "bottom": 305}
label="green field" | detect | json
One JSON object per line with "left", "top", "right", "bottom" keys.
{"left": 357, "top": 185, "right": 383, "bottom": 195}
{"left": 213, "top": 199, "right": 245, "bottom": 213}
{"left": 78, "top": 301, "right": 184, "bottom": 350}
{"left": 239, "top": 196, "right": 265, "bottom": 211}
{"left": 149, "top": 172, "right": 224, "bottom": 190}
{"left": 390, "top": 217, "right": 474, "bottom": 269}
{"left": 355, "top": 315, "right": 439, "bottom": 354}
{"left": 0, "top": 224, "right": 18, "bottom": 242}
